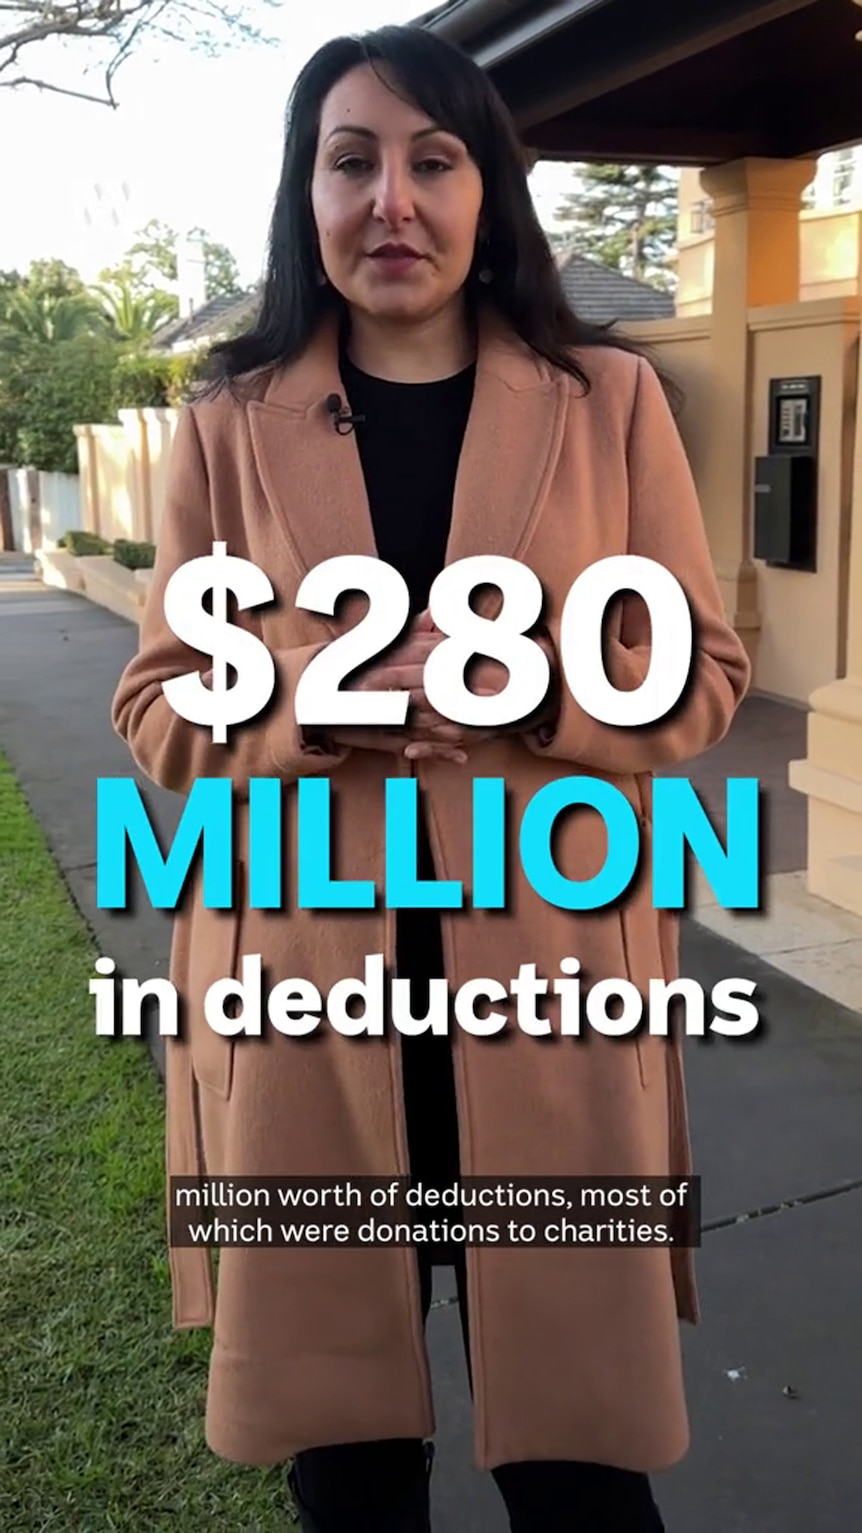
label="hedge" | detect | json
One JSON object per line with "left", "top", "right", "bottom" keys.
{"left": 109, "top": 350, "right": 203, "bottom": 414}
{"left": 58, "top": 533, "right": 156, "bottom": 569}
{"left": 15, "top": 335, "right": 119, "bottom": 475}
{"left": 1, "top": 337, "right": 205, "bottom": 475}
{"left": 58, "top": 530, "right": 112, "bottom": 556}
{"left": 113, "top": 538, "right": 156, "bottom": 570}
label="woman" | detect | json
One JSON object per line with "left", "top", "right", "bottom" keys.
{"left": 112, "top": 23, "right": 750, "bottom": 1533}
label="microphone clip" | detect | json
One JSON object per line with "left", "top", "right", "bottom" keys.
{"left": 325, "top": 393, "right": 366, "bottom": 435}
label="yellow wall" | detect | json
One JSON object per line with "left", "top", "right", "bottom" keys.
{"left": 75, "top": 409, "right": 180, "bottom": 546}
{"left": 748, "top": 300, "right": 859, "bottom": 701}
{"left": 801, "top": 208, "right": 861, "bottom": 298}
{"left": 677, "top": 167, "right": 862, "bottom": 311}
{"left": 623, "top": 304, "right": 859, "bottom": 706}
{"left": 623, "top": 316, "right": 713, "bottom": 478}
{"left": 75, "top": 423, "right": 138, "bottom": 544}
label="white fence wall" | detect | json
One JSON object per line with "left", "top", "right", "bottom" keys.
{"left": 7, "top": 468, "right": 34, "bottom": 552}
{"left": 36, "top": 472, "right": 81, "bottom": 549}
{"left": 4, "top": 467, "right": 82, "bottom": 552}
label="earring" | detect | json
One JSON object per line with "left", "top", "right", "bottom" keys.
{"left": 476, "top": 232, "right": 493, "bottom": 283}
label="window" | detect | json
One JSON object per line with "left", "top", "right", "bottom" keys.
{"left": 689, "top": 198, "right": 714, "bottom": 234}
{"left": 832, "top": 149, "right": 856, "bottom": 206}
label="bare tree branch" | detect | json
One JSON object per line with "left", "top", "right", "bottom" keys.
{"left": 0, "top": 71, "right": 117, "bottom": 102}
{"left": 1, "top": 0, "right": 281, "bottom": 106}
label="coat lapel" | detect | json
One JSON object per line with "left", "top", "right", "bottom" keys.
{"left": 444, "top": 304, "right": 566, "bottom": 573}
{"left": 247, "top": 306, "right": 377, "bottom": 609}
{"left": 247, "top": 301, "right": 567, "bottom": 628}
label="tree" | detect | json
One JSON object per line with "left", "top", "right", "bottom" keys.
{"left": 103, "top": 220, "right": 244, "bottom": 306}
{"left": 555, "top": 164, "right": 679, "bottom": 291}
{"left": 1, "top": 0, "right": 280, "bottom": 108}
{"left": 544, "top": 230, "right": 573, "bottom": 257}
{"left": 0, "top": 269, "right": 25, "bottom": 305}
{"left": 123, "top": 221, "right": 183, "bottom": 288}
{"left": 22, "top": 259, "right": 88, "bottom": 302}
{"left": 91, "top": 275, "right": 179, "bottom": 344}
{"left": 0, "top": 261, "right": 105, "bottom": 345}
{"left": 0, "top": 262, "right": 110, "bottom": 464}
{"left": 0, "top": 256, "right": 201, "bottom": 470}
{"left": 3, "top": 290, "right": 105, "bottom": 344}
{"left": 195, "top": 235, "right": 242, "bottom": 302}
{"left": 15, "top": 332, "right": 120, "bottom": 473}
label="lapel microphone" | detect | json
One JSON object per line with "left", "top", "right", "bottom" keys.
{"left": 325, "top": 393, "right": 365, "bottom": 435}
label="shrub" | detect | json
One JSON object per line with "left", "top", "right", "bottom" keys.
{"left": 113, "top": 538, "right": 155, "bottom": 570}
{"left": 3, "top": 331, "right": 206, "bottom": 476}
{"left": 109, "top": 352, "right": 174, "bottom": 412}
{"left": 0, "top": 334, "right": 29, "bottom": 463}
{"left": 110, "top": 348, "right": 207, "bottom": 413}
{"left": 165, "top": 349, "right": 208, "bottom": 406}
{"left": 15, "top": 334, "right": 119, "bottom": 474}
{"left": 58, "top": 530, "right": 113, "bottom": 556}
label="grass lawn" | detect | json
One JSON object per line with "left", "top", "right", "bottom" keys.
{"left": 0, "top": 753, "right": 293, "bottom": 1530}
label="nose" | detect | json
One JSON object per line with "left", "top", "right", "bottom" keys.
{"left": 371, "top": 155, "right": 415, "bottom": 226}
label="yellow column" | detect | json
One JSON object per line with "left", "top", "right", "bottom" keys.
{"left": 789, "top": 308, "right": 862, "bottom": 918}
{"left": 73, "top": 424, "right": 101, "bottom": 537}
{"left": 118, "top": 409, "right": 153, "bottom": 544}
{"left": 697, "top": 157, "right": 817, "bottom": 662}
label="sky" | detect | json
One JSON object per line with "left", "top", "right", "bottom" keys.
{"left": 0, "top": 0, "right": 575, "bottom": 288}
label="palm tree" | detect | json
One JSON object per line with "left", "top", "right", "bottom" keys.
{"left": 4, "top": 289, "right": 105, "bottom": 344}
{"left": 92, "top": 276, "right": 178, "bottom": 344}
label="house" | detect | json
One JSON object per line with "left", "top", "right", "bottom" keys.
{"left": 151, "top": 290, "right": 260, "bottom": 355}
{"left": 555, "top": 247, "right": 674, "bottom": 324}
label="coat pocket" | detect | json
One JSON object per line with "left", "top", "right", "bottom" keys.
{"left": 186, "top": 863, "right": 245, "bottom": 1101}
{"left": 618, "top": 776, "right": 666, "bottom": 1089}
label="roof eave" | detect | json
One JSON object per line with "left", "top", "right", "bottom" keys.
{"left": 420, "top": 0, "right": 614, "bottom": 68}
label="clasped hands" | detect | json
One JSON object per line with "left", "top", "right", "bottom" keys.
{"left": 324, "top": 608, "right": 555, "bottom": 764}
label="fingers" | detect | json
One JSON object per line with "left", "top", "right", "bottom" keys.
{"left": 353, "top": 664, "right": 427, "bottom": 694}
{"left": 354, "top": 635, "right": 440, "bottom": 693}
{"left": 406, "top": 707, "right": 466, "bottom": 743}
{"left": 412, "top": 607, "right": 437, "bottom": 634}
{"left": 404, "top": 740, "right": 467, "bottom": 764}
{"left": 403, "top": 717, "right": 495, "bottom": 763}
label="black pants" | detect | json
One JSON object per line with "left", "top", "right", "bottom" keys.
{"left": 292, "top": 1232, "right": 664, "bottom": 1529}
{"left": 291, "top": 904, "right": 665, "bottom": 1530}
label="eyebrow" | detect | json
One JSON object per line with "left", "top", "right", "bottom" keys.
{"left": 324, "top": 124, "right": 452, "bottom": 143}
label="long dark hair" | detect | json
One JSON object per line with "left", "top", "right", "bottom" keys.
{"left": 200, "top": 25, "right": 674, "bottom": 401}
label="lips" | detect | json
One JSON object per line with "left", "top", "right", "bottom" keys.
{"left": 369, "top": 244, "right": 425, "bottom": 260}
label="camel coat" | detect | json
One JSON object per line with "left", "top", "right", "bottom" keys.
{"left": 112, "top": 302, "right": 750, "bottom": 1473}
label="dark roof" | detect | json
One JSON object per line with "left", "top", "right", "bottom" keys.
{"left": 556, "top": 249, "right": 674, "bottom": 324}
{"left": 152, "top": 289, "right": 260, "bottom": 350}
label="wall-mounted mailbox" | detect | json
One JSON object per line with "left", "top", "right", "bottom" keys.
{"left": 753, "top": 375, "right": 820, "bottom": 572}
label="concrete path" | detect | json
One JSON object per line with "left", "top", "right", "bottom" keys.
{"left": 2, "top": 567, "right": 861, "bottom": 1531}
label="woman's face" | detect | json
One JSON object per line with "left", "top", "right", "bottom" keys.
{"left": 310, "top": 62, "right": 485, "bottom": 324}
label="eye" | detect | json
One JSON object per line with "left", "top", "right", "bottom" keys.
{"left": 415, "top": 157, "right": 453, "bottom": 174}
{"left": 334, "top": 155, "right": 372, "bottom": 174}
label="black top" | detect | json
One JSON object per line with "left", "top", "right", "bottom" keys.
{"left": 339, "top": 347, "right": 476, "bottom": 614}
{"left": 337, "top": 343, "right": 474, "bottom": 1210}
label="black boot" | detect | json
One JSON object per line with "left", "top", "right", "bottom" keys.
{"left": 288, "top": 1440, "right": 435, "bottom": 1532}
